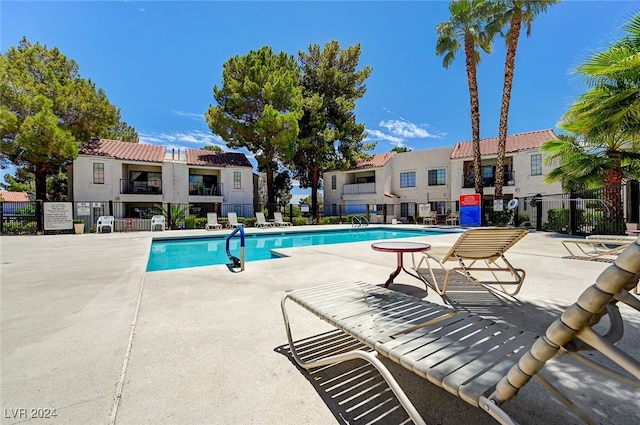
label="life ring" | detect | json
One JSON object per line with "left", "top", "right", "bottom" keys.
{"left": 507, "top": 199, "right": 519, "bottom": 210}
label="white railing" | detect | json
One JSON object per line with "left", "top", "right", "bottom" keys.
{"left": 344, "top": 182, "right": 376, "bottom": 194}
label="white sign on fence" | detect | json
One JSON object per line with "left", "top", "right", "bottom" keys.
{"left": 77, "top": 202, "right": 90, "bottom": 215}
{"left": 44, "top": 202, "right": 73, "bottom": 230}
{"left": 418, "top": 204, "right": 431, "bottom": 217}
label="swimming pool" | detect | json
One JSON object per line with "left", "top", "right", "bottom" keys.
{"left": 147, "top": 227, "right": 442, "bottom": 272}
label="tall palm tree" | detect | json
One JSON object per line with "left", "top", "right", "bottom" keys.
{"left": 553, "top": 11, "right": 640, "bottom": 220}
{"left": 436, "top": 0, "right": 502, "bottom": 200}
{"left": 493, "top": 0, "right": 559, "bottom": 201}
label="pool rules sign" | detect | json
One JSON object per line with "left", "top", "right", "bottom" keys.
{"left": 43, "top": 202, "right": 73, "bottom": 231}
{"left": 460, "top": 194, "right": 481, "bottom": 227}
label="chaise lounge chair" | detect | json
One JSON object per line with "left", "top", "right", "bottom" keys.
{"left": 562, "top": 237, "right": 633, "bottom": 261}
{"left": 446, "top": 211, "right": 460, "bottom": 225}
{"left": 422, "top": 210, "right": 437, "bottom": 225}
{"left": 414, "top": 227, "right": 528, "bottom": 296}
{"left": 281, "top": 238, "right": 640, "bottom": 425}
{"left": 255, "top": 212, "right": 274, "bottom": 228}
{"left": 226, "top": 212, "right": 242, "bottom": 229}
{"left": 150, "top": 215, "right": 165, "bottom": 231}
{"left": 205, "top": 212, "right": 222, "bottom": 230}
{"left": 273, "top": 212, "right": 291, "bottom": 227}
{"left": 96, "top": 215, "right": 115, "bottom": 233}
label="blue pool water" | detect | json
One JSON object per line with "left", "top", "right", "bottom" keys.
{"left": 147, "top": 227, "right": 440, "bottom": 272}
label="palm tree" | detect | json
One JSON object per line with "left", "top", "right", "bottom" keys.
{"left": 546, "top": 12, "right": 640, "bottom": 221}
{"left": 493, "top": 0, "right": 559, "bottom": 201}
{"left": 436, "top": 0, "right": 502, "bottom": 200}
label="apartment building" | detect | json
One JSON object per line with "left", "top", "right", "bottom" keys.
{"left": 68, "top": 139, "right": 255, "bottom": 222}
{"left": 323, "top": 129, "right": 563, "bottom": 223}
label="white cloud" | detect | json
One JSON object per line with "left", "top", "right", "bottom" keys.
{"left": 171, "top": 110, "right": 205, "bottom": 121}
{"left": 139, "top": 130, "right": 225, "bottom": 148}
{"left": 365, "top": 129, "right": 404, "bottom": 144}
{"left": 379, "top": 119, "right": 442, "bottom": 139}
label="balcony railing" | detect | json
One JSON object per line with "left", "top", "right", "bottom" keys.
{"left": 189, "top": 183, "right": 223, "bottom": 197}
{"left": 344, "top": 182, "right": 376, "bottom": 194}
{"left": 120, "top": 179, "right": 162, "bottom": 194}
{"left": 462, "top": 171, "right": 515, "bottom": 188}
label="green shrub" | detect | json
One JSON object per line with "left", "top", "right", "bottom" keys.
{"left": 184, "top": 215, "right": 197, "bottom": 229}
{"left": 292, "top": 217, "right": 308, "bottom": 226}
{"left": 547, "top": 209, "right": 569, "bottom": 232}
{"left": 2, "top": 221, "right": 37, "bottom": 235}
{"left": 518, "top": 212, "right": 530, "bottom": 222}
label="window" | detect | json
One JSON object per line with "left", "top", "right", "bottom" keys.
{"left": 531, "top": 154, "right": 542, "bottom": 176}
{"left": 233, "top": 171, "right": 241, "bottom": 189}
{"left": 400, "top": 171, "right": 416, "bottom": 188}
{"left": 428, "top": 169, "right": 446, "bottom": 186}
{"left": 400, "top": 202, "right": 416, "bottom": 218}
{"left": 93, "top": 163, "right": 104, "bottom": 184}
{"left": 331, "top": 175, "right": 336, "bottom": 190}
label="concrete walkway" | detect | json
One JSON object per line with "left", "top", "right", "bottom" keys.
{"left": 1, "top": 227, "right": 638, "bottom": 425}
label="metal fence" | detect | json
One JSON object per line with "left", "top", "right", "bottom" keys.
{"left": 2, "top": 181, "right": 638, "bottom": 235}
{"left": 515, "top": 182, "right": 638, "bottom": 235}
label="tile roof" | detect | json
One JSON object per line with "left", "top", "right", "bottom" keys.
{"left": 78, "top": 139, "right": 165, "bottom": 163}
{"left": 0, "top": 191, "right": 30, "bottom": 202}
{"left": 351, "top": 152, "right": 396, "bottom": 170}
{"left": 185, "top": 149, "right": 252, "bottom": 168}
{"left": 450, "top": 129, "right": 558, "bottom": 159}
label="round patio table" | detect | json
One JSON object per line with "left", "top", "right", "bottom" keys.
{"left": 371, "top": 241, "right": 431, "bottom": 288}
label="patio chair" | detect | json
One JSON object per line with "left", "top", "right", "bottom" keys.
{"left": 226, "top": 212, "right": 242, "bottom": 229}
{"left": 205, "top": 212, "right": 222, "bottom": 230}
{"left": 414, "top": 227, "right": 528, "bottom": 296}
{"left": 562, "top": 237, "right": 633, "bottom": 261}
{"left": 446, "top": 211, "right": 460, "bottom": 225}
{"left": 255, "top": 212, "right": 274, "bottom": 228}
{"left": 626, "top": 222, "right": 640, "bottom": 236}
{"left": 273, "top": 212, "right": 291, "bottom": 227}
{"left": 150, "top": 215, "right": 165, "bottom": 231}
{"left": 422, "top": 210, "right": 437, "bottom": 225}
{"left": 96, "top": 215, "right": 115, "bottom": 233}
{"left": 281, "top": 239, "right": 640, "bottom": 425}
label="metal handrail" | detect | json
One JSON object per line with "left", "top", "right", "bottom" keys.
{"left": 351, "top": 215, "right": 369, "bottom": 228}
{"left": 225, "top": 225, "right": 245, "bottom": 271}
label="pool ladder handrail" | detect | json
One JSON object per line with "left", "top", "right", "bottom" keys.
{"left": 351, "top": 215, "right": 369, "bottom": 228}
{"left": 225, "top": 225, "right": 245, "bottom": 271}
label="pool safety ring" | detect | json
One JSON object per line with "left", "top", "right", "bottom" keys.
{"left": 507, "top": 199, "right": 519, "bottom": 210}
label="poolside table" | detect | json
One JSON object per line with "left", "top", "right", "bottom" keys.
{"left": 371, "top": 241, "right": 430, "bottom": 288}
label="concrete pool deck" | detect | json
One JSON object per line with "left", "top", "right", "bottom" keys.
{"left": 1, "top": 226, "right": 639, "bottom": 425}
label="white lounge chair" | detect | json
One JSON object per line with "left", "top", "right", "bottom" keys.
{"left": 562, "top": 237, "right": 632, "bottom": 261}
{"left": 446, "top": 211, "right": 460, "bottom": 225}
{"left": 415, "top": 227, "right": 528, "bottom": 296}
{"left": 273, "top": 212, "right": 291, "bottom": 227}
{"left": 422, "top": 210, "right": 437, "bottom": 225}
{"left": 281, "top": 238, "right": 640, "bottom": 425}
{"left": 96, "top": 215, "right": 114, "bottom": 233}
{"left": 150, "top": 215, "right": 165, "bottom": 231}
{"left": 226, "top": 212, "right": 242, "bottom": 229}
{"left": 205, "top": 212, "right": 222, "bottom": 230}
{"left": 255, "top": 212, "right": 273, "bottom": 228}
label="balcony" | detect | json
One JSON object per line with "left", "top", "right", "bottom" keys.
{"left": 121, "top": 179, "right": 162, "bottom": 194}
{"left": 344, "top": 182, "right": 376, "bottom": 194}
{"left": 189, "top": 183, "right": 223, "bottom": 197}
{"left": 462, "top": 171, "right": 515, "bottom": 188}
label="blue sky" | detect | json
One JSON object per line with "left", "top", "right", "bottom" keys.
{"left": 2, "top": 1, "right": 638, "bottom": 201}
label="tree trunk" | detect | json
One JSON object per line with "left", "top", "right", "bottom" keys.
{"left": 34, "top": 163, "right": 48, "bottom": 201}
{"left": 311, "top": 164, "right": 320, "bottom": 223}
{"left": 266, "top": 166, "right": 276, "bottom": 217}
{"left": 464, "top": 34, "right": 483, "bottom": 200}
{"left": 496, "top": 12, "right": 522, "bottom": 201}
{"left": 604, "top": 164, "right": 624, "bottom": 221}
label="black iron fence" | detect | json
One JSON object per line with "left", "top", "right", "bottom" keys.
{"left": 515, "top": 182, "right": 638, "bottom": 235}
{"left": 2, "top": 181, "right": 638, "bottom": 235}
